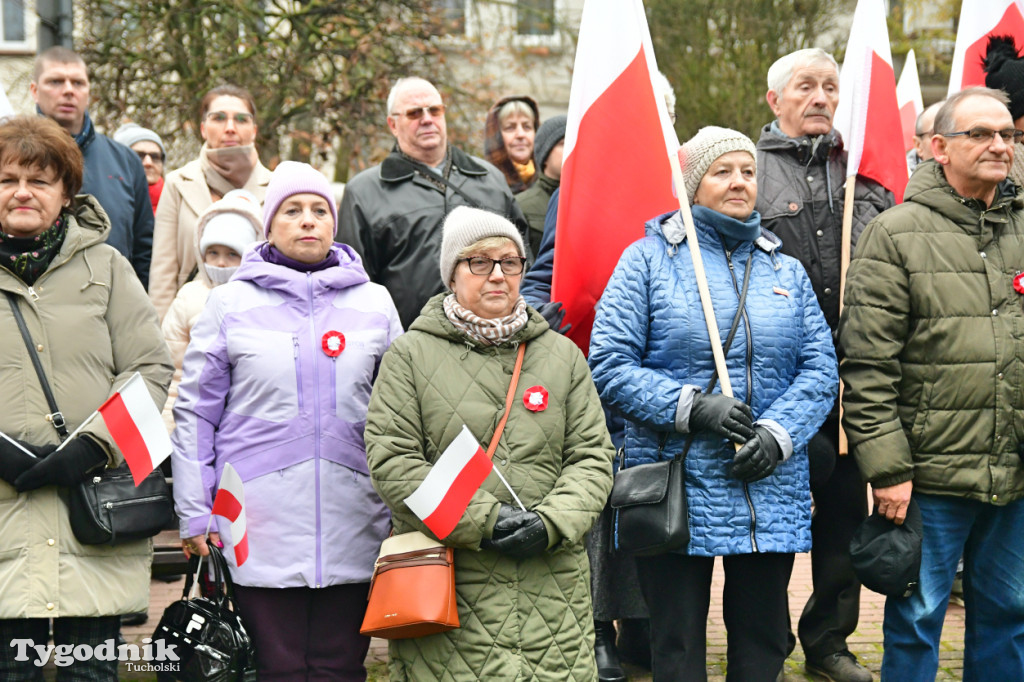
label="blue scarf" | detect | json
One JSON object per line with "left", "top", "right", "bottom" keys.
{"left": 692, "top": 205, "right": 761, "bottom": 246}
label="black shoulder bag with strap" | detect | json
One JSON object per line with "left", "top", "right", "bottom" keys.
{"left": 609, "top": 248, "right": 754, "bottom": 556}
{"left": 5, "top": 291, "right": 173, "bottom": 546}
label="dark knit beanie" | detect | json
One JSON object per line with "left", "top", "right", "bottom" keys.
{"left": 984, "top": 35, "right": 1024, "bottom": 121}
{"left": 534, "top": 115, "right": 567, "bottom": 171}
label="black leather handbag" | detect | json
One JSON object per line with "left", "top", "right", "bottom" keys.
{"left": 153, "top": 545, "right": 258, "bottom": 682}
{"left": 69, "top": 465, "right": 173, "bottom": 545}
{"left": 609, "top": 440, "right": 690, "bottom": 556}
{"left": 5, "top": 291, "right": 174, "bottom": 546}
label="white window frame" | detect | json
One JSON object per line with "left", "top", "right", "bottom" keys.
{"left": 0, "top": 0, "right": 33, "bottom": 53}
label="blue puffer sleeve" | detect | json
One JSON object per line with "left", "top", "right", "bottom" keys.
{"left": 756, "top": 262, "right": 838, "bottom": 451}
{"left": 589, "top": 240, "right": 683, "bottom": 431}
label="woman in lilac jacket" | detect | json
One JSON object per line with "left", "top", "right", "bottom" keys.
{"left": 171, "top": 162, "right": 402, "bottom": 681}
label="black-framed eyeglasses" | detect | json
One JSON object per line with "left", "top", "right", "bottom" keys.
{"left": 940, "top": 127, "right": 1024, "bottom": 144}
{"left": 391, "top": 104, "right": 445, "bottom": 121}
{"left": 205, "top": 111, "right": 255, "bottom": 126}
{"left": 135, "top": 150, "right": 164, "bottom": 163}
{"left": 459, "top": 256, "right": 526, "bottom": 276}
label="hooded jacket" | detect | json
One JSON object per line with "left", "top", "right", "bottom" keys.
{"left": 365, "top": 294, "right": 614, "bottom": 680}
{"left": 589, "top": 211, "right": 837, "bottom": 557}
{"left": 171, "top": 243, "right": 402, "bottom": 587}
{"left": 484, "top": 95, "right": 540, "bottom": 193}
{"left": 755, "top": 124, "right": 894, "bottom": 330}
{"left": 0, "top": 196, "right": 172, "bottom": 618}
{"left": 841, "top": 161, "right": 1024, "bottom": 503}
{"left": 337, "top": 145, "right": 530, "bottom": 329}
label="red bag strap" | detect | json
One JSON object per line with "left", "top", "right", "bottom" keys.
{"left": 485, "top": 342, "right": 526, "bottom": 460}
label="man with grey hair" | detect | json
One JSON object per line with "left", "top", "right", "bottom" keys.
{"left": 908, "top": 101, "right": 943, "bottom": 174}
{"left": 338, "top": 77, "right": 529, "bottom": 328}
{"left": 841, "top": 86, "right": 1024, "bottom": 681}
{"left": 755, "top": 47, "right": 893, "bottom": 682}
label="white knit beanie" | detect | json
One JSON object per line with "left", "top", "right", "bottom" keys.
{"left": 197, "top": 189, "right": 263, "bottom": 257}
{"left": 439, "top": 206, "right": 526, "bottom": 288}
{"left": 680, "top": 126, "right": 757, "bottom": 205}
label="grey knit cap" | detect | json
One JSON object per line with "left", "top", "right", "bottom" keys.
{"left": 680, "top": 126, "right": 757, "bottom": 205}
{"left": 112, "top": 123, "right": 165, "bottom": 156}
{"left": 534, "top": 114, "right": 567, "bottom": 170}
{"left": 439, "top": 206, "right": 526, "bottom": 289}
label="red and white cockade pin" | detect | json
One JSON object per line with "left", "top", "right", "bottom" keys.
{"left": 523, "top": 386, "right": 549, "bottom": 412}
{"left": 322, "top": 331, "right": 346, "bottom": 357}
{"left": 1014, "top": 272, "right": 1024, "bottom": 295}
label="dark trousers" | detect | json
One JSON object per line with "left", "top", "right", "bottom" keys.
{"left": 234, "top": 583, "right": 372, "bottom": 682}
{"left": 0, "top": 616, "right": 121, "bottom": 682}
{"left": 636, "top": 552, "right": 794, "bottom": 682}
{"left": 797, "top": 417, "right": 869, "bottom": 661}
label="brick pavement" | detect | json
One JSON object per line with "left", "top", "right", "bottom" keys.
{"left": 122, "top": 551, "right": 967, "bottom": 681}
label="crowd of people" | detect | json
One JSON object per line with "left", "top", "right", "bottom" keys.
{"left": 0, "top": 37, "right": 1022, "bottom": 682}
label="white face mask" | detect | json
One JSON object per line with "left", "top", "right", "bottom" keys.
{"left": 205, "top": 264, "right": 238, "bottom": 286}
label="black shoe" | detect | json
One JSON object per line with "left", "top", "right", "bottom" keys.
{"left": 617, "top": 617, "right": 651, "bottom": 670}
{"left": 594, "top": 620, "right": 626, "bottom": 682}
{"left": 120, "top": 611, "right": 148, "bottom": 627}
{"left": 806, "top": 650, "right": 872, "bottom": 682}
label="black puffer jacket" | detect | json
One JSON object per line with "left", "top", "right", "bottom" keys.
{"left": 755, "top": 124, "right": 893, "bottom": 330}
{"left": 338, "top": 145, "right": 529, "bottom": 329}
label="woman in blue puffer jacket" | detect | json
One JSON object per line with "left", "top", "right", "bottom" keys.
{"left": 589, "top": 127, "right": 837, "bottom": 682}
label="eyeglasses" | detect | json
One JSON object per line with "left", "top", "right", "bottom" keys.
{"left": 205, "top": 111, "right": 255, "bottom": 126}
{"left": 459, "top": 256, "right": 526, "bottom": 276}
{"left": 135, "top": 150, "right": 164, "bottom": 163}
{"left": 940, "top": 127, "right": 1024, "bottom": 144}
{"left": 391, "top": 104, "right": 445, "bottom": 121}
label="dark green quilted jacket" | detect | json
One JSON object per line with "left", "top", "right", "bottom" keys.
{"left": 365, "top": 293, "right": 614, "bottom": 681}
{"left": 841, "top": 161, "right": 1024, "bottom": 504}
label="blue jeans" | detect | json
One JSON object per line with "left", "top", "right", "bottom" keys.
{"left": 881, "top": 492, "right": 1024, "bottom": 682}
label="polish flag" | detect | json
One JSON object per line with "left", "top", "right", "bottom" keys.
{"left": 97, "top": 372, "right": 172, "bottom": 485}
{"left": 403, "top": 425, "right": 493, "bottom": 540}
{"left": 947, "top": 0, "right": 1024, "bottom": 96}
{"left": 551, "top": 0, "right": 679, "bottom": 353}
{"left": 833, "top": 0, "right": 908, "bottom": 203}
{"left": 896, "top": 50, "right": 924, "bottom": 153}
{"left": 211, "top": 463, "right": 248, "bottom": 566}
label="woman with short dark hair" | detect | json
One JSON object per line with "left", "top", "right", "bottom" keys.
{"left": 0, "top": 115, "right": 172, "bottom": 680}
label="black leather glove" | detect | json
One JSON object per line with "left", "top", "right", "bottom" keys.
{"left": 731, "top": 426, "right": 782, "bottom": 483}
{"left": 0, "top": 439, "right": 56, "bottom": 486}
{"left": 807, "top": 429, "right": 837, "bottom": 490}
{"left": 480, "top": 503, "right": 548, "bottom": 558}
{"left": 15, "top": 436, "right": 107, "bottom": 492}
{"left": 688, "top": 392, "right": 755, "bottom": 444}
{"left": 537, "top": 301, "right": 572, "bottom": 335}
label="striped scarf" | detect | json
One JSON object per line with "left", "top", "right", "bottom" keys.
{"left": 443, "top": 294, "right": 528, "bottom": 346}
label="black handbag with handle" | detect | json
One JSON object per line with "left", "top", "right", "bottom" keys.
{"left": 5, "top": 291, "right": 173, "bottom": 545}
{"left": 153, "top": 544, "right": 258, "bottom": 682}
{"left": 608, "top": 249, "right": 755, "bottom": 556}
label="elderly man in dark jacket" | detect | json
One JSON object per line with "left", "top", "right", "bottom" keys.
{"left": 755, "top": 47, "right": 893, "bottom": 682}
{"left": 31, "top": 47, "right": 154, "bottom": 288}
{"left": 337, "top": 77, "right": 529, "bottom": 329}
{"left": 841, "top": 86, "right": 1024, "bottom": 682}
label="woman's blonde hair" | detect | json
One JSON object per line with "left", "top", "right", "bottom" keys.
{"left": 457, "top": 236, "right": 522, "bottom": 259}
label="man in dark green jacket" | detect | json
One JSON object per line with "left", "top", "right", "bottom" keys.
{"left": 841, "top": 87, "right": 1024, "bottom": 682}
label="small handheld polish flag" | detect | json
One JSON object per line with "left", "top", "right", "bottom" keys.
{"left": 403, "top": 426, "right": 496, "bottom": 540}
{"left": 96, "top": 372, "right": 172, "bottom": 485}
{"left": 211, "top": 463, "right": 249, "bottom": 567}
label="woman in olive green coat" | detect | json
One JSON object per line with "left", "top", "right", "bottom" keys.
{"left": 0, "top": 117, "right": 172, "bottom": 680}
{"left": 365, "top": 206, "right": 614, "bottom": 681}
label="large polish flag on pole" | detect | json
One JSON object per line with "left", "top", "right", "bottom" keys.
{"left": 96, "top": 372, "right": 172, "bottom": 485}
{"left": 211, "top": 463, "right": 249, "bottom": 567}
{"left": 896, "top": 49, "right": 923, "bottom": 153}
{"left": 404, "top": 426, "right": 494, "bottom": 540}
{"left": 834, "top": 0, "right": 907, "bottom": 203}
{"left": 552, "top": 0, "right": 679, "bottom": 352}
{"left": 947, "top": 0, "right": 1024, "bottom": 96}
